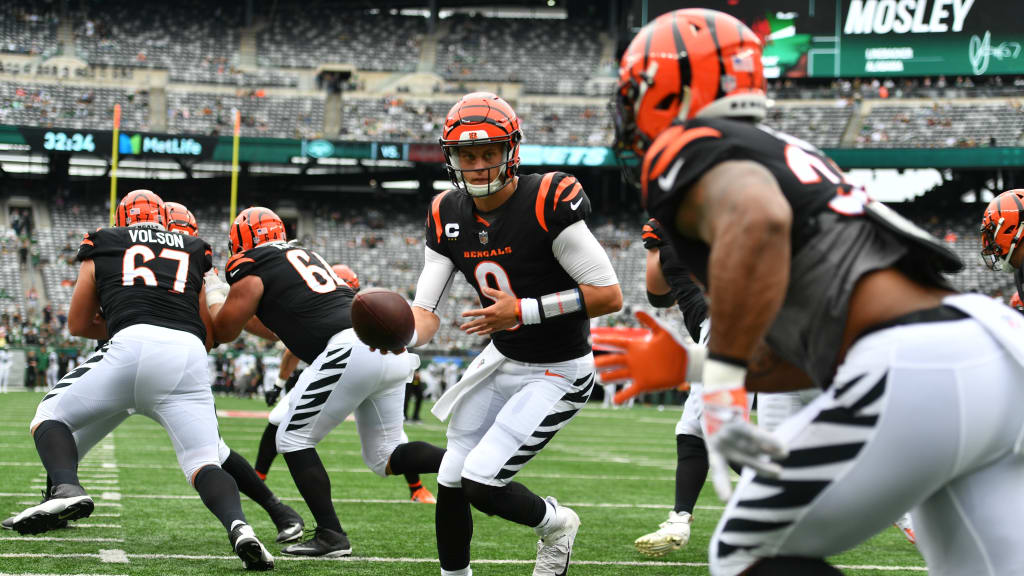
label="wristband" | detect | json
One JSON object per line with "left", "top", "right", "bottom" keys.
{"left": 275, "top": 377, "right": 287, "bottom": 389}
{"left": 519, "top": 298, "right": 541, "bottom": 325}
{"left": 407, "top": 328, "right": 419, "bottom": 348}
{"left": 702, "top": 355, "right": 748, "bottom": 393}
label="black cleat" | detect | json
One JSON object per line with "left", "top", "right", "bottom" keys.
{"left": 281, "top": 526, "right": 352, "bottom": 557}
{"left": 229, "top": 522, "right": 275, "bottom": 571}
{"left": 267, "top": 501, "right": 304, "bottom": 543}
{"left": 12, "top": 484, "right": 92, "bottom": 535}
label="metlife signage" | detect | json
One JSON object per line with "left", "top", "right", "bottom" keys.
{"left": 644, "top": 0, "right": 1022, "bottom": 77}
{"left": 18, "top": 127, "right": 215, "bottom": 159}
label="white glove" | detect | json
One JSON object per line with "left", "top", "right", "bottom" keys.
{"left": 204, "top": 271, "right": 229, "bottom": 308}
{"left": 702, "top": 357, "right": 788, "bottom": 501}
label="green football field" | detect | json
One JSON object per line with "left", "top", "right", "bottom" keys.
{"left": 0, "top": 392, "right": 925, "bottom": 575}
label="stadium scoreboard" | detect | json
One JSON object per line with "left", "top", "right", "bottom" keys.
{"left": 642, "top": 0, "right": 1022, "bottom": 77}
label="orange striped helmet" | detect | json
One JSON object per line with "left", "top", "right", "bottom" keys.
{"left": 980, "top": 189, "right": 1024, "bottom": 272}
{"left": 332, "top": 264, "right": 359, "bottom": 292}
{"left": 116, "top": 189, "right": 166, "bottom": 228}
{"left": 614, "top": 9, "right": 766, "bottom": 162}
{"left": 229, "top": 207, "right": 286, "bottom": 254}
{"left": 165, "top": 202, "right": 198, "bottom": 236}
{"left": 439, "top": 92, "right": 522, "bottom": 197}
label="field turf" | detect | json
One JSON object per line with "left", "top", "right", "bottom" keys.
{"left": 0, "top": 392, "right": 925, "bottom": 575}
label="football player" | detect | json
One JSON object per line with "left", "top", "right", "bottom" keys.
{"left": 616, "top": 9, "right": 1024, "bottom": 575}
{"left": 409, "top": 92, "right": 622, "bottom": 576}
{"left": 981, "top": 189, "right": 1024, "bottom": 306}
{"left": 247, "top": 264, "right": 436, "bottom": 504}
{"left": 2, "top": 202, "right": 305, "bottom": 545}
{"left": 11, "top": 190, "right": 274, "bottom": 570}
{"left": 208, "top": 207, "right": 446, "bottom": 557}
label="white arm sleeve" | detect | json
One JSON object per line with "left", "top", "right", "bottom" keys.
{"left": 552, "top": 220, "right": 619, "bottom": 287}
{"left": 412, "top": 245, "right": 457, "bottom": 318}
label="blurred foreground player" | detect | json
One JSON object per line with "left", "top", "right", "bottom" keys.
{"left": 615, "top": 9, "right": 1024, "bottom": 575}
{"left": 210, "top": 207, "right": 445, "bottom": 557}
{"left": 12, "top": 190, "right": 273, "bottom": 570}
{"left": 410, "top": 92, "right": 622, "bottom": 576}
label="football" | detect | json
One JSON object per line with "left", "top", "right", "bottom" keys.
{"left": 351, "top": 288, "right": 415, "bottom": 351}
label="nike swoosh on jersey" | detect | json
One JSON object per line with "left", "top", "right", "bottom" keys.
{"left": 658, "top": 158, "right": 685, "bottom": 191}
{"left": 569, "top": 198, "right": 583, "bottom": 211}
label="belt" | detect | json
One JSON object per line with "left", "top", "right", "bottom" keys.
{"left": 858, "top": 305, "right": 969, "bottom": 342}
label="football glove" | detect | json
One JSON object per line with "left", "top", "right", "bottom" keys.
{"left": 641, "top": 218, "right": 667, "bottom": 251}
{"left": 204, "top": 270, "right": 229, "bottom": 308}
{"left": 264, "top": 386, "right": 281, "bottom": 407}
{"left": 702, "top": 357, "right": 788, "bottom": 500}
{"left": 593, "top": 310, "right": 704, "bottom": 404}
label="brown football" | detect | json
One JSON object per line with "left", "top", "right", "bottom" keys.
{"left": 351, "top": 288, "right": 415, "bottom": 350}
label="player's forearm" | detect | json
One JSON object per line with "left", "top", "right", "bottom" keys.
{"left": 411, "top": 306, "right": 440, "bottom": 346}
{"left": 579, "top": 283, "right": 622, "bottom": 318}
{"left": 707, "top": 211, "right": 790, "bottom": 363}
{"left": 278, "top": 348, "right": 299, "bottom": 380}
{"left": 244, "top": 316, "right": 278, "bottom": 341}
{"left": 744, "top": 341, "right": 815, "bottom": 392}
{"left": 645, "top": 250, "right": 672, "bottom": 295}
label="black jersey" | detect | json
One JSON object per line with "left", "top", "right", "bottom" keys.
{"left": 644, "top": 117, "right": 961, "bottom": 387}
{"left": 425, "top": 172, "right": 592, "bottom": 363}
{"left": 225, "top": 242, "right": 353, "bottom": 364}
{"left": 77, "top": 225, "right": 212, "bottom": 343}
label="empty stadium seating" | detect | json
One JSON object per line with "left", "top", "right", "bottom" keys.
{"left": 0, "top": 82, "right": 150, "bottom": 131}
{"left": 857, "top": 102, "right": 1024, "bottom": 148}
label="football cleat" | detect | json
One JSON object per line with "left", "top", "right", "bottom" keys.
{"left": 634, "top": 510, "right": 692, "bottom": 557}
{"left": 533, "top": 497, "right": 580, "bottom": 576}
{"left": 410, "top": 486, "right": 437, "bottom": 504}
{"left": 893, "top": 513, "right": 916, "bottom": 545}
{"left": 1, "top": 516, "right": 13, "bottom": 530}
{"left": 281, "top": 526, "right": 352, "bottom": 557}
{"left": 12, "top": 483, "right": 92, "bottom": 535}
{"left": 229, "top": 522, "right": 275, "bottom": 571}
{"left": 267, "top": 501, "right": 304, "bottom": 543}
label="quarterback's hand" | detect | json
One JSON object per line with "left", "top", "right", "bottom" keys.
{"left": 593, "top": 310, "right": 704, "bottom": 404}
{"left": 460, "top": 286, "right": 520, "bottom": 336}
{"left": 204, "top": 271, "right": 229, "bottom": 308}
{"left": 702, "top": 358, "right": 788, "bottom": 500}
{"left": 641, "top": 218, "right": 667, "bottom": 251}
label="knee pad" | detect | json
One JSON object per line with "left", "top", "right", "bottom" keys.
{"left": 437, "top": 448, "right": 467, "bottom": 488}
{"left": 217, "top": 437, "right": 231, "bottom": 465}
{"left": 362, "top": 449, "right": 389, "bottom": 478}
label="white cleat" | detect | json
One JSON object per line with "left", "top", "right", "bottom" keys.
{"left": 230, "top": 522, "right": 275, "bottom": 571}
{"left": 533, "top": 497, "right": 580, "bottom": 576}
{"left": 634, "top": 510, "right": 692, "bottom": 557}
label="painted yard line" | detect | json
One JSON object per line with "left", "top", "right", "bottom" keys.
{"left": 5, "top": 491, "right": 725, "bottom": 511}
{"left": 89, "top": 513, "right": 122, "bottom": 518}
{"left": 14, "top": 500, "right": 122, "bottom": 508}
{"left": 0, "top": 569, "right": 127, "bottom": 573}
{"left": 0, "top": 552, "right": 927, "bottom": 571}
{"left": 99, "top": 549, "right": 130, "bottom": 563}
{"left": 63, "top": 523, "right": 124, "bottom": 529}
{"left": 0, "top": 536, "right": 125, "bottom": 543}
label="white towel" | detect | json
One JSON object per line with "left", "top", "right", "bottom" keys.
{"left": 431, "top": 342, "right": 506, "bottom": 422}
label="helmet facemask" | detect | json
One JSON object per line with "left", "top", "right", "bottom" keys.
{"left": 442, "top": 139, "right": 518, "bottom": 198}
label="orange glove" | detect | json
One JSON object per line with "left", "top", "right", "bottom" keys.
{"left": 593, "top": 310, "right": 705, "bottom": 405}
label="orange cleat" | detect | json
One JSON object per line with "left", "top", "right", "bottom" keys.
{"left": 410, "top": 486, "right": 437, "bottom": 504}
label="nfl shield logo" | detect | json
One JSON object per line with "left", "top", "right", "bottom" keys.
{"left": 478, "top": 229, "right": 489, "bottom": 245}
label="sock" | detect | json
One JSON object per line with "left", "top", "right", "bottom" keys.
{"left": 534, "top": 498, "right": 558, "bottom": 536}
{"left": 194, "top": 465, "right": 246, "bottom": 532}
{"left": 222, "top": 449, "right": 279, "bottom": 511}
{"left": 745, "top": 557, "right": 844, "bottom": 575}
{"left": 254, "top": 423, "right": 278, "bottom": 477}
{"left": 436, "top": 485, "right": 473, "bottom": 571}
{"left": 33, "top": 420, "right": 80, "bottom": 487}
{"left": 461, "top": 478, "right": 547, "bottom": 528}
{"left": 441, "top": 568, "right": 472, "bottom": 576}
{"left": 406, "top": 476, "right": 422, "bottom": 494}
{"left": 388, "top": 441, "right": 446, "bottom": 475}
{"left": 675, "top": 434, "right": 709, "bottom": 514}
{"left": 283, "top": 448, "right": 343, "bottom": 533}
